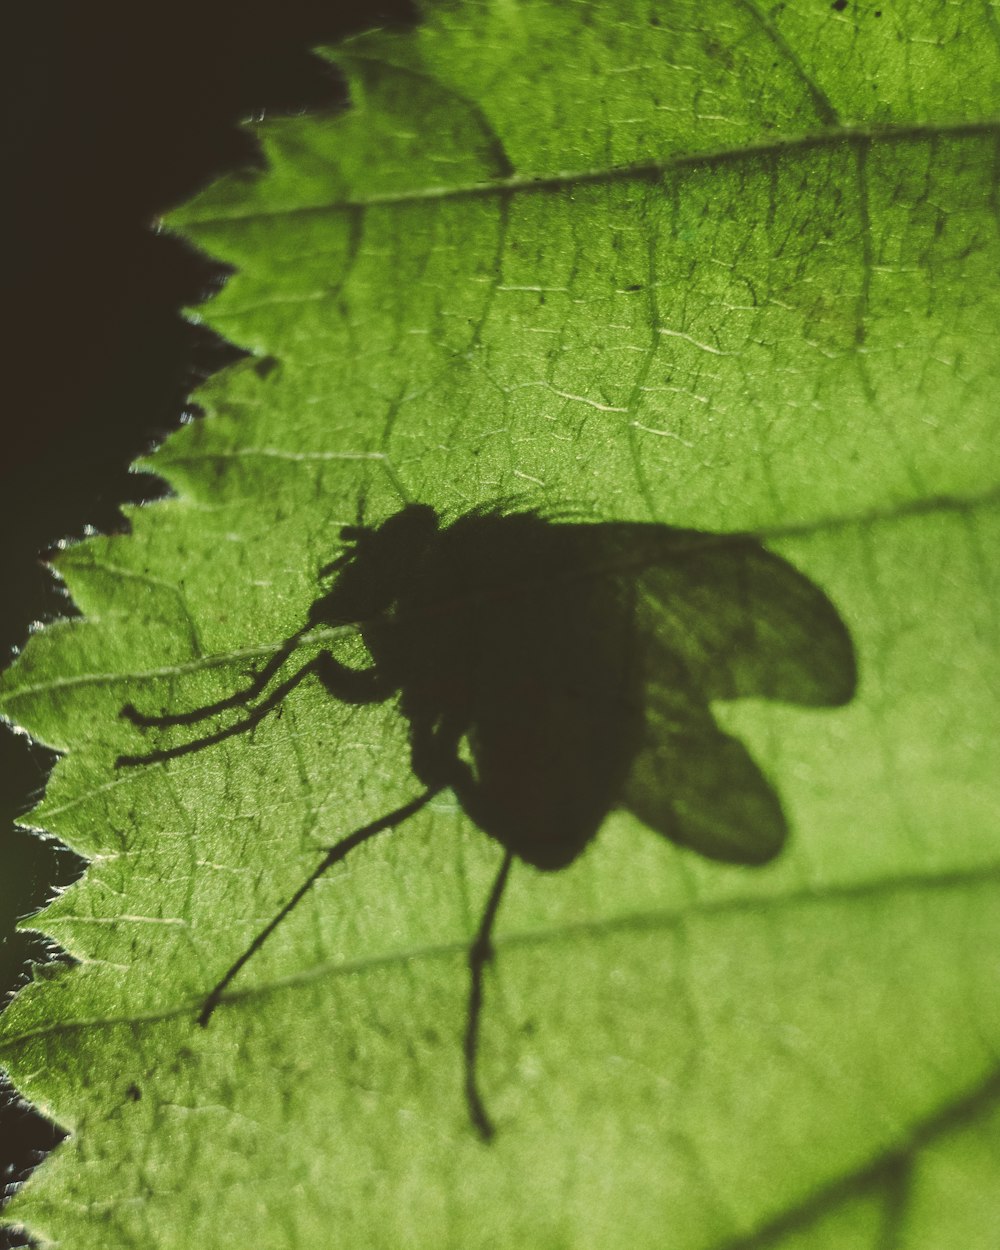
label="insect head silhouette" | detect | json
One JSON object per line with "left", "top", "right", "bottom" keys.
{"left": 117, "top": 502, "right": 856, "bottom": 1139}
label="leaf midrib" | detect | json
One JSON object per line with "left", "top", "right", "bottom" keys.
{"left": 175, "top": 118, "right": 1000, "bottom": 227}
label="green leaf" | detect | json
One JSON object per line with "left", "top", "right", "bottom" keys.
{"left": 2, "top": 1, "right": 999, "bottom": 1246}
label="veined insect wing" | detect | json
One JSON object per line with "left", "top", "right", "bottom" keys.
{"left": 623, "top": 683, "right": 787, "bottom": 865}
{"left": 631, "top": 528, "right": 857, "bottom": 708}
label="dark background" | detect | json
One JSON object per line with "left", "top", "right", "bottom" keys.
{"left": 0, "top": 3, "right": 416, "bottom": 1242}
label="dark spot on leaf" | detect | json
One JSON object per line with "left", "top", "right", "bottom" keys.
{"left": 831, "top": 0, "right": 848, "bottom": 9}
{"left": 253, "top": 355, "right": 280, "bottom": 379}
{"left": 125, "top": 1083, "right": 142, "bottom": 1102}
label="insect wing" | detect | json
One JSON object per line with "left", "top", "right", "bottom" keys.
{"left": 622, "top": 682, "right": 787, "bottom": 865}
{"left": 625, "top": 528, "right": 856, "bottom": 709}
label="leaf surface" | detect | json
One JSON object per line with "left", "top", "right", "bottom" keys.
{"left": 2, "top": 2, "right": 999, "bottom": 1246}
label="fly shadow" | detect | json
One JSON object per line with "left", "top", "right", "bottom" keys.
{"left": 116, "top": 503, "right": 857, "bottom": 1139}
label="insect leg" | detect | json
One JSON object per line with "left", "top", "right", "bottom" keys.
{"left": 312, "top": 651, "right": 392, "bottom": 704}
{"left": 116, "top": 651, "right": 342, "bottom": 767}
{"left": 198, "top": 786, "right": 441, "bottom": 1026}
{"left": 120, "top": 629, "right": 309, "bottom": 729}
{"left": 464, "top": 848, "right": 514, "bottom": 1143}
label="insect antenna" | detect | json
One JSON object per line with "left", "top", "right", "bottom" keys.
{"left": 198, "top": 786, "right": 442, "bottom": 1026}
{"left": 464, "top": 848, "right": 514, "bottom": 1143}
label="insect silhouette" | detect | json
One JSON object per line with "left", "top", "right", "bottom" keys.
{"left": 116, "top": 502, "right": 856, "bottom": 1139}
